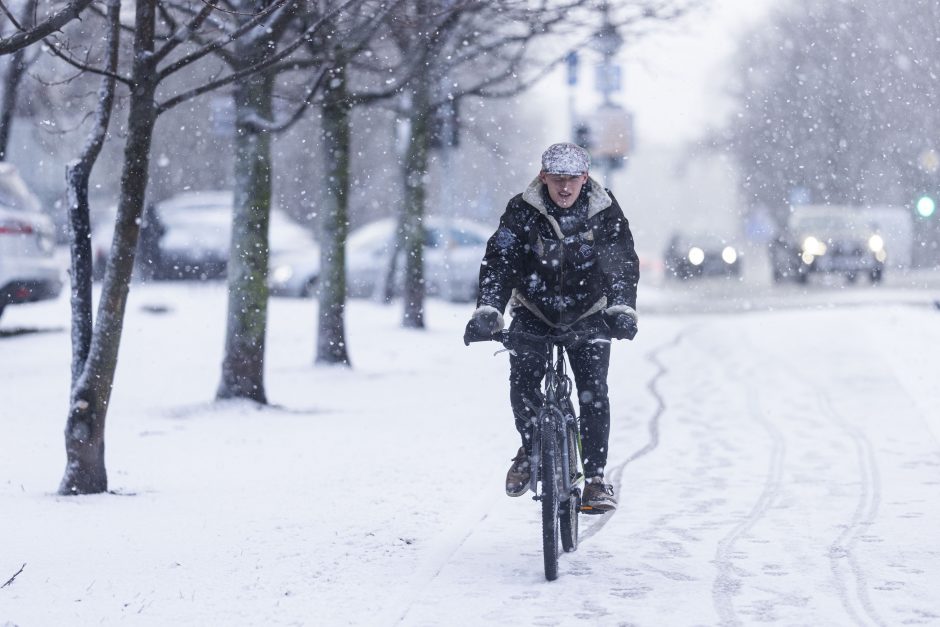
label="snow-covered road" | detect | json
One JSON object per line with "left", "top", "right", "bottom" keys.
{"left": 1, "top": 280, "right": 939, "bottom": 626}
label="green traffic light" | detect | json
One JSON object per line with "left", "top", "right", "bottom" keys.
{"left": 916, "top": 195, "right": 936, "bottom": 218}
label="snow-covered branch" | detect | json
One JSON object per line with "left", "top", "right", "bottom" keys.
{"left": 0, "top": 0, "right": 95, "bottom": 55}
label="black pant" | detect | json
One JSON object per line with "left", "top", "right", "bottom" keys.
{"left": 508, "top": 308, "right": 611, "bottom": 479}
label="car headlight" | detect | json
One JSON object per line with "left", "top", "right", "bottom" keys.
{"left": 868, "top": 234, "right": 885, "bottom": 253}
{"left": 271, "top": 265, "right": 293, "bottom": 283}
{"left": 687, "top": 247, "right": 705, "bottom": 266}
{"left": 802, "top": 236, "right": 827, "bottom": 256}
{"left": 721, "top": 246, "right": 737, "bottom": 264}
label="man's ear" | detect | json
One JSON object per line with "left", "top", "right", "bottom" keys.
{"left": 538, "top": 170, "right": 548, "bottom": 184}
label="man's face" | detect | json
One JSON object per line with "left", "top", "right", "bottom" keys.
{"left": 539, "top": 171, "right": 588, "bottom": 209}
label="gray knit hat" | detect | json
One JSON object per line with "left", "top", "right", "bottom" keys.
{"left": 541, "top": 142, "right": 590, "bottom": 175}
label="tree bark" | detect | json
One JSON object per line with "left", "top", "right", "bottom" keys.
{"left": 401, "top": 82, "right": 430, "bottom": 329}
{"left": 216, "top": 48, "right": 274, "bottom": 402}
{"left": 315, "top": 64, "right": 352, "bottom": 365}
{"left": 60, "top": 0, "right": 157, "bottom": 496}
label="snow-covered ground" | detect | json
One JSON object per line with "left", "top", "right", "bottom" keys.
{"left": 2, "top": 275, "right": 940, "bottom": 626}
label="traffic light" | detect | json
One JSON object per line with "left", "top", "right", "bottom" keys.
{"left": 916, "top": 194, "right": 936, "bottom": 218}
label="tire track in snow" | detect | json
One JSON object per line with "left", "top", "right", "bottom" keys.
{"left": 768, "top": 344, "right": 885, "bottom": 627}
{"left": 815, "top": 386, "right": 885, "bottom": 627}
{"left": 581, "top": 329, "right": 688, "bottom": 542}
{"left": 707, "top": 332, "right": 787, "bottom": 627}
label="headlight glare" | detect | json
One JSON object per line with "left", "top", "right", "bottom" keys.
{"left": 721, "top": 246, "right": 737, "bottom": 264}
{"left": 687, "top": 247, "right": 705, "bottom": 266}
{"left": 272, "top": 265, "right": 293, "bottom": 283}
{"left": 802, "top": 236, "right": 827, "bottom": 256}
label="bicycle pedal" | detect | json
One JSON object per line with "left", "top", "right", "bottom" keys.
{"left": 579, "top": 505, "right": 611, "bottom": 515}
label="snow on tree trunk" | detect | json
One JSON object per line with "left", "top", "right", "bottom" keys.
{"left": 316, "top": 65, "right": 352, "bottom": 366}
{"left": 216, "top": 57, "right": 274, "bottom": 402}
{"left": 59, "top": 0, "right": 157, "bottom": 495}
{"left": 401, "top": 83, "right": 430, "bottom": 329}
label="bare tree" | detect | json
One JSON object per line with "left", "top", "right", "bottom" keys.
{"left": 309, "top": 5, "right": 411, "bottom": 365}
{"left": 54, "top": 0, "right": 331, "bottom": 494}
{"left": 214, "top": 0, "right": 388, "bottom": 395}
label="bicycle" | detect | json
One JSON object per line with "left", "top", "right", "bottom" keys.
{"left": 471, "top": 326, "right": 610, "bottom": 581}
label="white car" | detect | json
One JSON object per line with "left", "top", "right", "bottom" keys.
{"left": 269, "top": 215, "right": 490, "bottom": 302}
{"left": 0, "top": 163, "right": 62, "bottom": 321}
{"left": 91, "top": 190, "right": 316, "bottom": 281}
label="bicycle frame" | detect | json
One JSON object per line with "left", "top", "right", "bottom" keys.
{"left": 527, "top": 342, "right": 582, "bottom": 499}
{"left": 492, "top": 328, "right": 592, "bottom": 500}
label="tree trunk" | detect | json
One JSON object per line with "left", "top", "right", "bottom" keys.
{"left": 216, "top": 50, "right": 274, "bottom": 402}
{"left": 65, "top": 0, "right": 120, "bottom": 386}
{"left": 59, "top": 0, "right": 156, "bottom": 495}
{"left": 401, "top": 83, "right": 431, "bottom": 329}
{"left": 0, "top": 0, "right": 37, "bottom": 160}
{"left": 316, "top": 64, "right": 351, "bottom": 365}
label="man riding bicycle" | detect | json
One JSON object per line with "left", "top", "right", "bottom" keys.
{"left": 463, "top": 142, "right": 640, "bottom": 513}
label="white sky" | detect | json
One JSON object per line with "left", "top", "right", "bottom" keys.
{"left": 621, "top": 0, "right": 776, "bottom": 143}
{"left": 535, "top": 0, "right": 777, "bottom": 146}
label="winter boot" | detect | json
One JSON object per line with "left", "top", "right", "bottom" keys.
{"left": 581, "top": 476, "right": 617, "bottom": 514}
{"left": 505, "top": 447, "right": 530, "bottom": 497}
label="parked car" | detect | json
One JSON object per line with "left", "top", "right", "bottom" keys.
{"left": 770, "top": 206, "right": 886, "bottom": 284}
{"left": 663, "top": 231, "right": 742, "bottom": 280}
{"left": 269, "top": 215, "right": 490, "bottom": 302}
{"left": 92, "top": 191, "right": 316, "bottom": 281}
{"left": 0, "top": 163, "right": 62, "bottom": 320}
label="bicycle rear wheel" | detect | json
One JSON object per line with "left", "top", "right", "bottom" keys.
{"left": 559, "top": 422, "right": 580, "bottom": 553}
{"left": 540, "top": 426, "right": 559, "bottom": 581}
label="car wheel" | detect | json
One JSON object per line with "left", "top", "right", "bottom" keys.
{"left": 846, "top": 272, "right": 858, "bottom": 283}
{"left": 870, "top": 268, "right": 883, "bottom": 284}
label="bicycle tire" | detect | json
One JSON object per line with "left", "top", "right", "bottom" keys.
{"left": 559, "top": 422, "right": 580, "bottom": 553}
{"left": 540, "top": 425, "right": 560, "bottom": 581}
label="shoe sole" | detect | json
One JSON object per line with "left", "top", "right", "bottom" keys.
{"left": 580, "top": 503, "right": 616, "bottom": 514}
{"left": 506, "top": 487, "right": 528, "bottom": 497}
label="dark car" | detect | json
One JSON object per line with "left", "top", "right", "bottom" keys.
{"left": 770, "top": 206, "right": 886, "bottom": 284}
{"left": 664, "top": 232, "right": 742, "bottom": 280}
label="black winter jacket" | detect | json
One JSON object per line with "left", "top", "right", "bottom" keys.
{"left": 476, "top": 177, "right": 639, "bottom": 327}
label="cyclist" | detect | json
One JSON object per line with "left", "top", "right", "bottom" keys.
{"left": 463, "top": 142, "right": 639, "bottom": 513}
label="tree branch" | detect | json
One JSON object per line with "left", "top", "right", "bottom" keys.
{"left": 155, "top": 0, "right": 293, "bottom": 80}
{"left": 0, "top": 0, "right": 95, "bottom": 56}
{"left": 42, "top": 37, "right": 134, "bottom": 87}
{"left": 157, "top": 0, "right": 362, "bottom": 112}
{"left": 1, "top": 563, "right": 26, "bottom": 589}
{"left": 152, "top": 0, "right": 219, "bottom": 64}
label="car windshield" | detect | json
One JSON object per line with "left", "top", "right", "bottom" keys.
{"left": 791, "top": 214, "right": 864, "bottom": 237}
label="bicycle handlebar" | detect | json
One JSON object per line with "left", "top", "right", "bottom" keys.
{"left": 470, "top": 324, "right": 611, "bottom": 354}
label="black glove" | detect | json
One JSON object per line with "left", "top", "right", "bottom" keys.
{"left": 463, "top": 306, "right": 503, "bottom": 345}
{"left": 603, "top": 307, "right": 638, "bottom": 341}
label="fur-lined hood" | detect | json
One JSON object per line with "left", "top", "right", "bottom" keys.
{"left": 520, "top": 176, "right": 612, "bottom": 239}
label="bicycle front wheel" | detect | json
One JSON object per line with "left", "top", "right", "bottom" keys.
{"left": 540, "top": 425, "right": 559, "bottom": 581}
{"left": 560, "top": 422, "right": 580, "bottom": 553}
